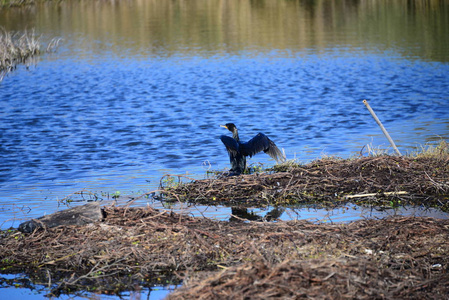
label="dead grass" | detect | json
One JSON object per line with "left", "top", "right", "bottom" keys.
{"left": 0, "top": 207, "right": 448, "bottom": 298}
{"left": 161, "top": 154, "right": 449, "bottom": 210}
{"left": 0, "top": 144, "right": 448, "bottom": 297}
{"left": 0, "top": 0, "right": 38, "bottom": 8}
{"left": 0, "top": 29, "right": 40, "bottom": 72}
{"left": 412, "top": 140, "right": 449, "bottom": 159}
{"left": 0, "top": 28, "right": 61, "bottom": 81}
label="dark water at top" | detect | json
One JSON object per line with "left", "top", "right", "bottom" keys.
{"left": 1, "top": 0, "right": 449, "bottom": 229}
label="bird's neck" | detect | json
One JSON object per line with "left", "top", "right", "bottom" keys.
{"left": 232, "top": 130, "right": 240, "bottom": 142}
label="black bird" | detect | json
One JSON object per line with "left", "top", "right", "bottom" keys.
{"left": 220, "top": 123, "right": 286, "bottom": 175}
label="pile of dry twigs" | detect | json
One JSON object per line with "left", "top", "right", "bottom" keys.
{"left": 1, "top": 153, "right": 448, "bottom": 297}
{"left": 1, "top": 206, "right": 448, "bottom": 298}
{"left": 162, "top": 155, "right": 449, "bottom": 209}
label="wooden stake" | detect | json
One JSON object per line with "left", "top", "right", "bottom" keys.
{"left": 363, "top": 100, "right": 402, "bottom": 156}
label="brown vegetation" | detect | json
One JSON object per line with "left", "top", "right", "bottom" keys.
{"left": 1, "top": 206, "right": 448, "bottom": 298}
{"left": 0, "top": 29, "right": 40, "bottom": 74}
{"left": 1, "top": 153, "right": 448, "bottom": 297}
{"left": 0, "top": 28, "right": 61, "bottom": 81}
{"left": 162, "top": 154, "right": 449, "bottom": 210}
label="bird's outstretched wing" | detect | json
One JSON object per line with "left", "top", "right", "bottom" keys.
{"left": 220, "top": 135, "right": 240, "bottom": 155}
{"left": 240, "top": 133, "right": 286, "bottom": 163}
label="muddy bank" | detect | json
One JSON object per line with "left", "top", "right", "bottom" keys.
{"left": 161, "top": 155, "right": 449, "bottom": 210}
{"left": 1, "top": 206, "right": 448, "bottom": 298}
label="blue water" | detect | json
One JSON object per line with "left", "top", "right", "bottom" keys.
{"left": 0, "top": 272, "right": 175, "bottom": 300}
{"left": 1, "top": 50, "right": 449, "bottom": 228}
{"left": 1, "top": 1, "right": 449, "bottom": 299}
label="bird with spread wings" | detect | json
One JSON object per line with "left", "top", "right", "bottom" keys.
{"left": 220, "top": 123, "right": 286, "bottom": 175}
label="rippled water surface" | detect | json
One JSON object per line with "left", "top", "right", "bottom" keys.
{"left": 1, "top": 0, "right": 449, "bottom": 298}
{"left": 1, "top": 0, "right": 449, "bottom": 230}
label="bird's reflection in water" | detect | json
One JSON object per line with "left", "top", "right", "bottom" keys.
{"left": 230, "top": 207, "right": 285, "bottom": 222}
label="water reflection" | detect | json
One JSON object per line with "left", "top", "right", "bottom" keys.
{"left": 0, "top": 0, "right": 448, "bottom": 60}
{"left": 149, "top": 201, "right": 449, "bottom": 224}
{"left": 230, "top": 207, "right": 285, "bottom": 222}
{"left": 0, "top": 273, "right": 177, "bottom": 300}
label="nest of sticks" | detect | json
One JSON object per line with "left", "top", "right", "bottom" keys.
{"left": 161, "top": 155, "right": 449, "bottom": 209}
{"left": 1, "top": 206, "right": 449, "bottom": 298}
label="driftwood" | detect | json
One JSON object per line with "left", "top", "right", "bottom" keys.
{"left": 344, "top": 191, "right": 408, "bottom": 199}
{"left": 18, "top": 202, "right": 103, "bottom": 233}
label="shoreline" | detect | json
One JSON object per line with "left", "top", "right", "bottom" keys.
{"left": 1, "top": 151, "right": 448, "bottom": 298}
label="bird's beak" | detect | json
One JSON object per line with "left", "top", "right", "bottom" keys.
{"left": 220, "top": 125, "right": 228, "bottom": 129}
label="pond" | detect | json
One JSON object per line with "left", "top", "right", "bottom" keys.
{"left": 0, "top": 0, "right": 449, "bottom": 297}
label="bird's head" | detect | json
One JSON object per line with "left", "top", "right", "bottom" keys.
{"left": 220, "top": 123, "right": 238, "bottom": 134}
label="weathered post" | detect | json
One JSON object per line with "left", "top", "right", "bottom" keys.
{"left": 363, "top": 99, "right": 402, "bottom": 156}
